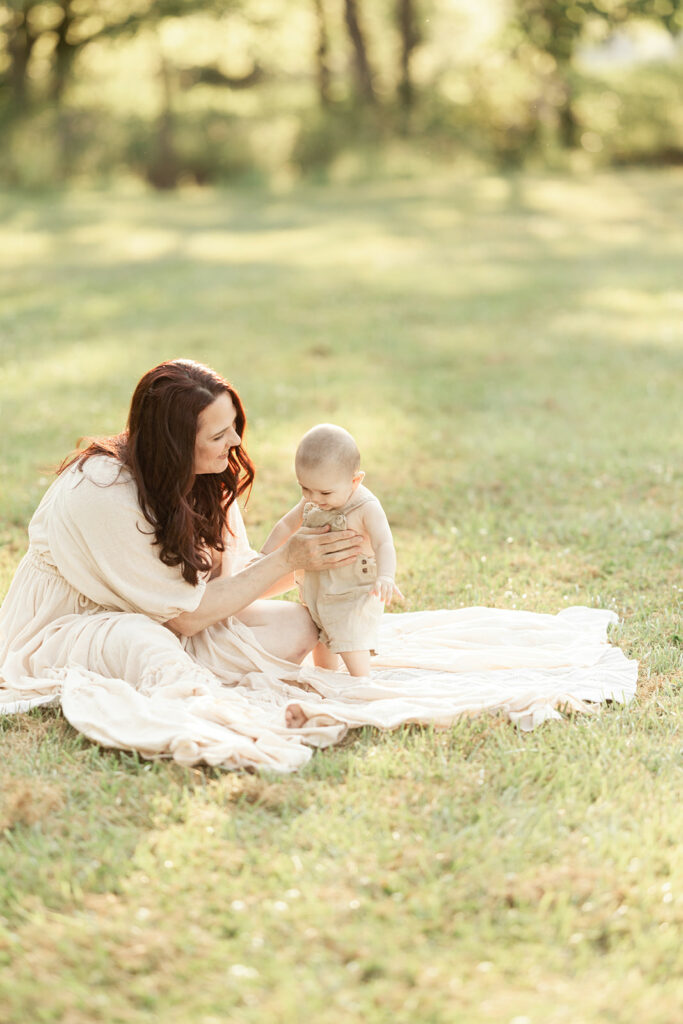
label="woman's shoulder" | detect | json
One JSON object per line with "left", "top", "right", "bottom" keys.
{"left": 60, "top": 455, "right": 139, "bottom": 515}
{"left": 29, "top": 456, "right": 135, "bottom": 543}
{"left": 67, "top": 454, "right": 133, "bottom": 489}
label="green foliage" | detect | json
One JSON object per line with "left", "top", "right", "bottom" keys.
{"left": 513, "top": 0, "right": 683, "bottom": 61}
{"left": 1, "top": 1, "right": 682, "bottom": 185}
{"left": 291, "top": 103, "right": 391, "bottom": 175}
{"left": 577, "top": 61, "right": 683, "bottom": 164}
{"left": 126, "top": 107, "right": 257, "bottom": 186}
{"left": 507, "top": 1, "right": 683, "bottom": 147}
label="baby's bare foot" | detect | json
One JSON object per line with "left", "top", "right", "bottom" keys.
{"left": 285, "top": 703, "right": 307, "bottom": 729}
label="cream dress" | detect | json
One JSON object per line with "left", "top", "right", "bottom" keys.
{"left": 0, "top": 458, "right": 638, "bottom": 772}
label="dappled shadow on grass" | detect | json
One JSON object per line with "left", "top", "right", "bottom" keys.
{"left": 2, "top": 166, "right": 680, "bottom": 234}
{"left": 2, "top": 168, "right": 681, "bottom": 501}
{"left": 2, "top": 172, "right": 680, "bottom": 402}
{"left": 1, "top": 687, "right": 681, "bottom": 1023}
{"left": 0, "top": 706, "right": 198, "bottom": 919}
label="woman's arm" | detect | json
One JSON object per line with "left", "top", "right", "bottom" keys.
{"left": 166, "top": 526, "right": 363, "bottom": 637}
{"left": 212, "top": 499, "right": 301, "bottom": 600}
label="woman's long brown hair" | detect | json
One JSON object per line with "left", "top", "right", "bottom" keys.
{"left": 60, "top": 360, "right": 255, "bottom": 585}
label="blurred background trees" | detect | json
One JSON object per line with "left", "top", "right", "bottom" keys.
{"left": 0, "top": 0, "right": 681, "bottom": 186}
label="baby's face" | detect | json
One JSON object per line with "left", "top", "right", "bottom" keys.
{"left": 296, "top": 462, "right": 358, "bottom": 511}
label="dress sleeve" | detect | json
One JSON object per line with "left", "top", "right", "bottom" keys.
{"left": 226, "top": 501, "right": 261, "bottom": 575}
{"left": 47, "top": 459, "right": 207, "bottom": 622}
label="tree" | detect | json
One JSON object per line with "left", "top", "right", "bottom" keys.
{"left": 0, "top": 0, "right": 243, "bottom": 113}
{"left": 396, "top": 0, "right": 421, "bottom": 112}
{"left": 3, "top": 1, "right": 41, "bottom": 109}
{"left": 513, "top": 0, "right": 683, "bottom": 147}
{"left": 343, "top": 0, "right": 376, "bottom": 104}
{"left": 312, "top": 0, "right": 332, "bottom": 107}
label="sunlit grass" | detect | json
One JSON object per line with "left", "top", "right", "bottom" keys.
{"left": 0, "top": 170, "right": 682, "bottom": 1022}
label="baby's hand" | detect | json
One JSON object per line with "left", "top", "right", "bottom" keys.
{"left": 373, "top": 575, "right": 400, "bottom": 605}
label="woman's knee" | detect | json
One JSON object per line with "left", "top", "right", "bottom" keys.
{"left": 288, "top": 605, "right": 319, "bottom": 662}
{"left": 235, "top": 600, "right": 318, "bottom": 664}
{"left": 265, "top": 603, "right": 318, "bottom": 664}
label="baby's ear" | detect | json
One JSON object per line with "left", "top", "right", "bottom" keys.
{"left": 351, "top": 471, "right": 365, "bottom": 491}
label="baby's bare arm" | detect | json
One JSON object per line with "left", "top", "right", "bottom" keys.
{"left": 362, "top": 500, "right": 399, "bottom": 603}
{"left": 261, "top": 499, "right": 306, "bottom": 554}
{"left": 363, "top": 500, "right": 396, "bottom": 577}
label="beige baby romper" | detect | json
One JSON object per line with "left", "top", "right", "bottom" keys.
{"left": 298, "top": 492, "right": 384, "bottom": 654}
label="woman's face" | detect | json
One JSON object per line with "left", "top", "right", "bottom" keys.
{"left": 194, "top": 393, "right": 241, "bottom": 475}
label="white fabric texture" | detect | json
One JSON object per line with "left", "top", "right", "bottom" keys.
{"left": 0, "top": 459, "right": 638, "bottom": 772}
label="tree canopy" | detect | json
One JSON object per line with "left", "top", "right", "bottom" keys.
{"left": 0, "top": 0, "right": 681, "bottom": 184}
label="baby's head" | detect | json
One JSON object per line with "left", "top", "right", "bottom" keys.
{"left": 295, "top": 424, "right": 364, "bottom": 511}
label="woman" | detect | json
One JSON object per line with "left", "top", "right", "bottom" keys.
{"left": 0, "top": 360, "right": 637, "bottom": 770}
{"left": 0, "top": 362, "right": 361, "bottom": 747}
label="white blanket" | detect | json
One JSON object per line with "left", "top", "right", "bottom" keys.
{"left": 0, "top": 459, "right": 638, "bottom": 772}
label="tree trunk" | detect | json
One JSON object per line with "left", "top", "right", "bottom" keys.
{"left": 312, "top": 0, "right": 332, "bottom": 107}
{"left": 147, "top": 55, "right": 180, "bottom": 190}
{"left": 52, "top": 1, "right": 76, "bottom": 104}
{"left": 7, "top": 4, "right": 39, "bottom": 110}
{"left": 396, "top": 0, "right": 420, "bottom": 111}
{"left": 557, "top": 71, "right": 579, "bottom": 148}
{"left": 343, "top": 0, "right": 376, "bottom": 104}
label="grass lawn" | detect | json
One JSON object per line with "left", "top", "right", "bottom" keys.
{"left": 0, "top": 170, "right": 681, "bottom": 1023}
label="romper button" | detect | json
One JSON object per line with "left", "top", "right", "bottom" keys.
{"left": 361, "top": 558, "right": 367, "bottom": 564}
{"left": 362, "top": 568, "right": 368, "bottom": 573}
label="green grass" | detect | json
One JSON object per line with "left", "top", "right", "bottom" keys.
{"left": 0, "top": 170, "right": 681, "bottom": 1022}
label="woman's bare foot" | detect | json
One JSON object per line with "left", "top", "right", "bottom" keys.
{"left": 285, "top": 703, "right": 308, "bottom": 729}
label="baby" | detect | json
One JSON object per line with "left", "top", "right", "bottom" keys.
{"left": 261, "top": 423, "right": 397, "bottom": 678}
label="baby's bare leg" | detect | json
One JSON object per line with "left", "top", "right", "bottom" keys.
{"left": 313, "top": 642, "right": 341, "bottom": 672}
{"left": 340, "top": 650, "right": 371, "bottom": 677}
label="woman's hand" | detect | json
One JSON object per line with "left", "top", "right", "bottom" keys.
{"left": 284, "top": 525, "right": 364, "bottom": 571}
